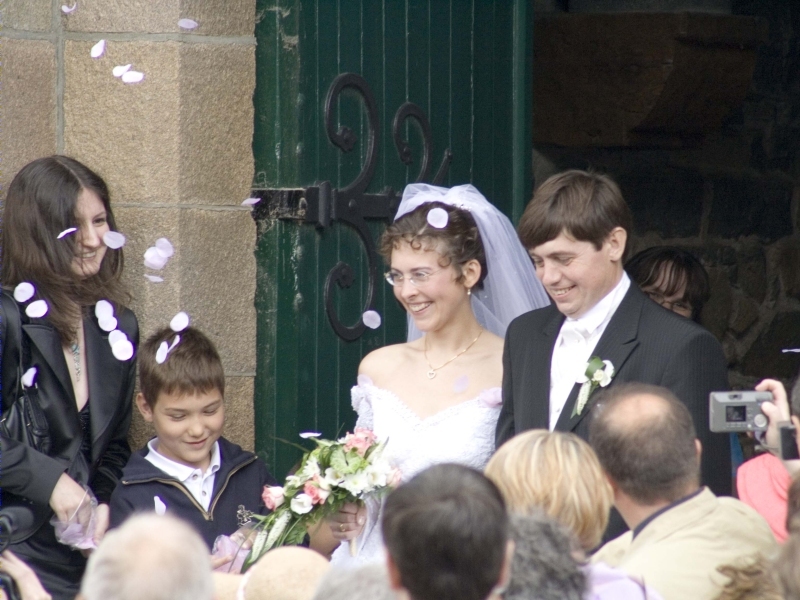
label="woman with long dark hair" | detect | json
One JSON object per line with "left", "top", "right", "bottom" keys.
{"left": 0, "top": 156, "right": 138, "bottom": 599}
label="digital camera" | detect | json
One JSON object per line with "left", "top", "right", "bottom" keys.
{"left": 709, "top": 391, "right": 773, "bottom": 433}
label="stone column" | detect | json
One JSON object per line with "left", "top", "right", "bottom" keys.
{"left": 0, "top": 1, "right": 258, "bottom": 449}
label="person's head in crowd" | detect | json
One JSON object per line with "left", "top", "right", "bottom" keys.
{"left": 485, "top": 430, "right": 612, "bottom": 552}
{"left": 518, "top": 170, "right": 631, "bottom": 319}
{"left": 626, "top": 246, "right": 710, "bottom": 321}
{"left": 1, "top": 155, "right": 128, "bottom": 343}
{"left": 381, "top": 463, "right": 513, "bottom": 600}
{"left": 214, "top": 547, "right": 330, "bottom": 600}
{"left": 589, "top": 383, "right": 701, "bottom": 527}
{"left": 505, "top": 512, "right": 585, "bottom": 600}
{"left": 79, "top": 514, "right": 213, "bottom": 600}
{"left": 135, "top": 326, "right": 225, "bottom": 471}
{"left": 310, "top": 564, "right": 394, "bottom": 600}
{"left": 774, "top": 516, "right": 800, "bottom": 600}
{"left": 713, "top": 556, "right": 782, "bottom": 600}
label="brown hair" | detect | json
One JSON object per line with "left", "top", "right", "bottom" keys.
{"left": 589, "top": 383, "right": 699, "bottom": 504}
{"left": 714, "top": 556, "right": 782, "bottom": 600}
{"left": 485, "top": 430, "right": 612, "bottom": 551}
{"left": 787, "top": 474, "right": 800, "bottom": 534}
{"left": 379, "top": 201, "right": 487, "bottom": 289}
{"left": 774, "top": 521, "right": 800, "bottom": 599}
{"left": 138, "top": 326, "right": 225, "bottom": 407}
{"left": 626, "top": 246, "right": 710, "bottom": 321}
{"left": 518, "top": 170, "right": 633, "bottom": 260}
{"left": 1, "top": 156, "right": 128, "bottom": 343}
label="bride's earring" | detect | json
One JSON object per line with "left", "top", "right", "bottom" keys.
{"left": 466, "top": 287, "right": 472, "bottom": 296}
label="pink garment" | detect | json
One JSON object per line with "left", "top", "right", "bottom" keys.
{"left": 585, "top": 562, "right": 663, "bottom": 600}
{"left": 737, "top": 453, "right": 790, "bottom": 542}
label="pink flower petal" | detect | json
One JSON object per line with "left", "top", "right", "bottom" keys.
{"left": 90, "top": 40, "right": 106, "bottom": 58}
{"left": 453, "top": 375, "right": 469, "bottom": 393}
{"left": 178, "top": 18, "right": 198, "bottom": 30}
{"left": 241, "top": 197, "right": 260, "bottom": 206}
{"left": 25, "top": 300, "right": 48, "bottom": 318}
{"left": 121, "top": 70, "right": 144, "bottom": 84}
{"left": 170, "top": 311, "right": 189, "bottom": 332}
{"left": 13, "top": 282, "right": 35, "bottom": 303}
{"left": 103, "top": 231, "right": 126, "bottom": 249}
{"left": 144, "top": 274, "right": 164, "bottom": 283}
{"left": 362, "top": 310, "right": 381, "bottom": 330}
{"left": 426, "top": 207, "right": 449, "bottom": 229}
{"left": 57, "top": 227, "right": 77, "bottom": 239}
{"left": 61, "top": 2, "right": 77, "bottom": 14}
{"left": 98, "top": 316, "right": 117, "bottom": 333}
{"left": 112, "top": 64, "right": 131, "bottom": 77}
{"left": 155, "top": 238, "right": 174, "bottom": 258}
{"left": 112, "top": 339, "right": 134, "bottom": 361}
{"left": 155, "top": 341, "right": 169, "bottom": 364}
{"left": 21, "top": 367, "right": 38, "bottom": 389}
{"left": 95, "top": 300, "right": 114, "bottom": 319}
{"left": 108, "top": 330, "right": 127, "bottom": 346}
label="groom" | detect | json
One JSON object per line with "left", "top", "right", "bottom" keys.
{"left": 496, "top": 170, "right": 731, "bottom": 497}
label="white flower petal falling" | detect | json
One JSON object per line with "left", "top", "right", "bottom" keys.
{"left": 95, "top": 300, "right": 114, "bottom": 320}
{"left": 112, "top": 339, "right": 134, "bottom": 361}
{"left": 426, "top": 207, "right": 449, "bottom": 229}
{"left": 57, "top": 227, "right": 77, "bottom": 239}
{"left": 21, "top": 367, "right": 38, "bottom": 389}
{"left": 98, "top": 316, "right": 118, "bottom": 333}
{"left": 144, "top": 247, "right": 169, "bottom": 270}
{"left": 241, "top": 197, "right": 260, "bottom": 206}
{"left": 13, "top": 282, "right": 35, "bottom": 303}
{"left": 90, "top": 40, "right": 106, "bottom": 58}
{"left": 121, "top": 71, "right": 145, "bottom": 84}
{"left": 25, "top": 300, "right": 48, "bottom": 318}
{"left": 178, "top": 18, "right": 198, "bottom": 29}
{"left": 112, "top": 64, "right": 132, "bottom": 77}
{"left": 362, "top": 310, "right": 381, "bottom": 330}
{"left": 170, "top": 312, "right": 190, "bottom": 332}
{"left": 453, "top": 375, "right": 469, "bottom": 393}
{"left": 144, "top": 274, "right": 164, "bottom": 283}
{"left": 155, "top": 341, "right": 170, "bottom": 364}
{"left": 61, "top": 2, "right": 77, "bottom": 13}
{"left": 103, "top": 231, "right": 126, "bottom": 249}
{"left": 108, "top": 330, "right": 127, "bottom": 346}
{"left": 155, "top": 238, "right": 174, "bottom": 258}
{"left": 154, "top": 496, "right": 167, "bottom": 515}
{"left": 167, "top": 334, "right": 181, "bottom": 351}
{"left": 299, "top": 432, "right": 322, "bottom": 439}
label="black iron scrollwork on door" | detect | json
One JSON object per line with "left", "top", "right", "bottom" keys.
{"left": 251, "top": 72, "right": 452, "bottom": 342}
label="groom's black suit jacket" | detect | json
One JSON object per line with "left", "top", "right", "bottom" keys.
{"left": 496, "top": 283, "right": 732, "bottom": 497}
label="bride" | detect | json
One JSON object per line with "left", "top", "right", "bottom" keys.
{"left": 327, "top": 183, "right": 549, "bottom": 564}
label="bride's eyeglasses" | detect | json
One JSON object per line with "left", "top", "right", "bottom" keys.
{"left": 385, "top": 269, "right": 443, "bottom": 288}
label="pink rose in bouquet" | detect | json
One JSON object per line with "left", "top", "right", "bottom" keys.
{"left": 304, "top": 478, "right": 331, "bottom": 505}
{"left": 343, "top": 427, "right": 377, "bottom": 457}
{"left": 262, "top": 486, "right": 285, "bottom": 510}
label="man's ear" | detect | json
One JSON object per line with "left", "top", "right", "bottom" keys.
{"left": 605, "top": 227, "right": 628, "bottom": 262}
{"left": 494, "top": 539, "right": 516, "bottom": 595}
{"left": 386, "top": 554, "right": 404, "bottom": 591}
{"left": 135, "top": 393, "right": 154, "bottom": 423}
{"left": 695, "top": 439, "right": 703, "bottom": 464}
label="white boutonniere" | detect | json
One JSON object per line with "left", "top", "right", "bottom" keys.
{"left": 572, "top": 357, "right": 615, "bottom": 417}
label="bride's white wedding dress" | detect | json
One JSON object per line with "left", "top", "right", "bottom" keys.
{"left": 330, "top": 377, "right": 501, "bottom": 566}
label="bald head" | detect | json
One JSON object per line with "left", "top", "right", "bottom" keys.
{"left": 589, "top": 383, "right": 700, "bottom": 505}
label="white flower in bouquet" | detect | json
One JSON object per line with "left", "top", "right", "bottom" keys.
{"left": 365, "top": 456, "right": 393, "bottom": 488}
{"left": 300, "top": 457, "right": 321, "bottom": 480}
{"left": 290, "top": 493, "right": 314, "bottom": 515}
{"left": 323, "top": 467, "right": 344, "bottom": 488}
{"left": 285, "top": 474, "right": 302, "bottom": 488}
{"left": 342, "top": 471, "right": 370, "bottom": 496}
{"left": 265, "top": 511, "right": 291, "bottom": 551}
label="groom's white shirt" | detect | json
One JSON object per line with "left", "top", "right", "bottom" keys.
{"left": 548, "top": 273, "right": 631, "bottom": 429}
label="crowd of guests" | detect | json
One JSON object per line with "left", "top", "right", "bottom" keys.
{"left": 0, "top": 156, "right": 797, "bottom": 600}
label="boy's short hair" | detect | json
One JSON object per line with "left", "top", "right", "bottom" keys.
{"left": 518, "top": 170, "right": 633, "bottom": 260}
{"left": 139, "top": 326, "right": 225, "bottom": 407}
{"left": 381, "top": 463, "right": 508, "bottom": 600}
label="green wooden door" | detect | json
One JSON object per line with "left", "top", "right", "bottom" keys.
{"left": 252, "top": 0, "right": 533, "bottom": 477}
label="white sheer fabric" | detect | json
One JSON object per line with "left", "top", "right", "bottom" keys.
{"left": 394, "top": 183, "right": 550, "bottom": 341}
{"left": 329, "top": 378, "right": 502, "bottom": 566}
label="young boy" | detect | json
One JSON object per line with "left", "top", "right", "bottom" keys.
{"left": 109, "top": 326, "right": 277, "bottom": 548}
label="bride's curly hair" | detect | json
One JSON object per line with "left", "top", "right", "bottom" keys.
{"left": 379, "top": 201, "right": 488, "bottom": 289}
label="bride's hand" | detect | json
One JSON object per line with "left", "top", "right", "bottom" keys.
{"left": 327, "top": 502, "right": 367, "bottom": 542}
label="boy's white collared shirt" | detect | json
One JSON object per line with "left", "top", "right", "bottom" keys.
{"left": 549, "top": 273, "right": 630, "bottom": 429}
{"left": 145, "top": 439, "right": 221, "bottom": 511}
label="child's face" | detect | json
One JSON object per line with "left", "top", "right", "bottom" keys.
{"left": 136, "top": 388, "right": 225, "bottom": 471}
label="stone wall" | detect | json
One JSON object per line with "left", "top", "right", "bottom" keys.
{"left": 0, "top": 1, "right": 258, "bottom": 449}
{"left": 534, "top": 0, "right": 800, "bottom": 389}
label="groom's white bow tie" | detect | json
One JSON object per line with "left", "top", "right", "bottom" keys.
{"left": 561, "top": 320, "right": 590, "bottom": 346}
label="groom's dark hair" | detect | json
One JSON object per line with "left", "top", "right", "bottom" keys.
{"left": 382, "top": 463, "right": 509, "bottom": 600}
{"left": 518, "top": 170, "right": 633, "bottom": 261}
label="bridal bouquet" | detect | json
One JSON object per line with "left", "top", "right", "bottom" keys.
{"left": 241, "top": 428, "right": 400, "bottom": 571}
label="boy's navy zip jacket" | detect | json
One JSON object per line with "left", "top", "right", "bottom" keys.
{"left": 109, "top": 436, "right": 278, "bottom": 548}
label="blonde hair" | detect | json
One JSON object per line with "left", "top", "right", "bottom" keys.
{"left": 485, "top": 430, "right": 612, "bottom": 550}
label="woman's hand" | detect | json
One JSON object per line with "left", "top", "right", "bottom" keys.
{"left": 48, "top": 473, "right": 90, "bottom": 524}
{"left": 327, "top": 502, "right": 367, "bottom": 542}
{"left": 0, "top": 551, "right": 51, "bottom": 600}
{"left": 756, "top": 379, "right": 800, "bottom": 474}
